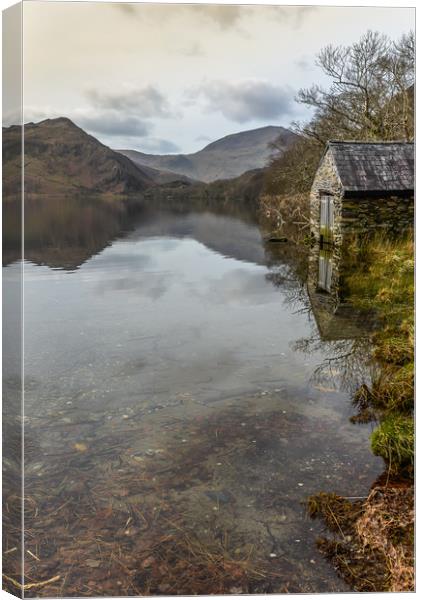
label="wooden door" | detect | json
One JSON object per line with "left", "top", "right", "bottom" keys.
{"left": 320, "top": 195, "right": 334, "bottom": 242}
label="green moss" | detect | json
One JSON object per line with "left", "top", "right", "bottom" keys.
{"left": 371, "top": 415, "right": 414, "bottom": 473}
{"left": 345, "top": 234, "right": 414, "bottom": 417}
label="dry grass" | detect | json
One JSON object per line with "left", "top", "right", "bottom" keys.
{"left": 356, "top": 486, "right": 414, "bottom": 591}
{"left": 307, "top": 484, "right": 414, "bottom": 592}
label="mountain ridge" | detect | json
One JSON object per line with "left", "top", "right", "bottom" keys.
{"left": 118, "top": 125, "right": 297, "bottom": 183}
{"left": 2, "top": 117, "right": 155, "bottom": 195}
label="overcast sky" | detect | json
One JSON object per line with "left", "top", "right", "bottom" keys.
{"left": 16, "top": 2, "right": 415, "bottom": 154}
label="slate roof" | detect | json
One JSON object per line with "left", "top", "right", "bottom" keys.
{"left": 328, "top": 141, "right": 414, "bottom": 195}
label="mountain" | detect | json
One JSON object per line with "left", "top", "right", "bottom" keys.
{"left": 135, "top": 163, "right": 197, "bottom": 185}
{"left": 2, "top": 117, "right": 155, "bottom": 195}
{"left": 118, "top": 125, "right": 297, "bottom": 183}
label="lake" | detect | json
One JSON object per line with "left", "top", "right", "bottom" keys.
{"left": 3, "top": 196, "right": 383, "bottom": 595}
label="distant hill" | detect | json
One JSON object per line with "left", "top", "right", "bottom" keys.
{"left": 118, "top": 125, "right": 297, "bottom": 183}
{"left": 2, "top": 117, "right": 155, "bottom": 195}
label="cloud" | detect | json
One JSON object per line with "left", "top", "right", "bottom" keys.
{"left": 111, "top": 4, "right": 137, "bottom": 17}
{"left": 269, "top": 6, "right": 318, "bottom": 28}
{"left": 195, "top": 134, "right": 212, "bottom": 143}
{"left": 76, "top": 112, "right": 151, "bottom": 138}
{"left": 178, "top": 42, "right": 204, "bottom": 57}
{"left": 295, "top": 57, "right": 313, "bottom": 71}
{"left": 135, "top": 138, "right": 181, "bottom": 154}
{"left": 191, "top": 80, "right": 294, "bottom": 123}
{"left": 193, "top": 6, "right": 243, "bottom": 30}
{"left": 85, "top": 86, "right": 173, "bottom": 118}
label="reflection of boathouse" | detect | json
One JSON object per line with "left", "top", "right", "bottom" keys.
{"left": 307, "top": 245, "right": 374, "bottom": 340}
{"left": 310, "top": 141, "right": 414, "bottom": 244}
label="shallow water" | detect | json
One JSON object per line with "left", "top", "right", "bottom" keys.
{"left": 4, "top": 197, "right": 383, "bottom": 595}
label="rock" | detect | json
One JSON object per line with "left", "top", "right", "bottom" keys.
{"left": 141, "top": 556, "right": 155, "bottom": 568}
{"left": 85, "top": 559, "right": 100, "bottom": 568}
{"left": 205, "top": 490, "right": 233, "bottom": 504}
{"left": 265, "top": 236, "right": 288, "bottom": 243}
{"left": 74, "top": 443, "right": 88, "bottom": 453}
{"left": 132, "top": 454, "right": 144, "bottom": 462}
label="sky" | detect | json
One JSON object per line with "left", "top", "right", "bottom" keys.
{"left": 13, "top": 2, "right": 416, "bottom": 154}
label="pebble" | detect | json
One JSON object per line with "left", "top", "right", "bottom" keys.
{"left": 132, "top": 455, "right": 144, "bottom": 462}
{"left": 298, "top": 483, "right": 304, "bottom": 487}
{"left": 141, "top": 556, "right": 155, "bottom": 568}
{"left": 85, "top": 559, "right": 100, "bottom": 568}
{"left": 269, "top": 553, "right": 277, "bottom": 558}
{"left": 205, "top": 490, "right": 232, "bottom": 504}
{"left": 122, "top": 415, "right": 129, "bottom": 419}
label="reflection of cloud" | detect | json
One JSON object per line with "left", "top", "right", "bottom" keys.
{"left": 85, "top": 86, "right": 174, "bottom": 118}
{"left": 98, "top": 272, "right": 170, "bottom": 300}
{"left": 89, "top": 252, "right": 153, "bottom": 270}
{"left": 76, "top": 112, "right": 151, "bottom": 138}
{"left": 198, "top": 268, "right": 274, "bottom": 306}
{"left": 191, "top": 80, "right": 294, "bottom": 123}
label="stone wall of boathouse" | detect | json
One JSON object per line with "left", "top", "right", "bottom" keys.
{"left": 309, "top": 148, "right": 343, "bottom": 244}
{"left": 309, "top": 149, "right": 414, "bottom": 244}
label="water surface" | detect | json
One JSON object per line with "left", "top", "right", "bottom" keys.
{"left": 5, "top": 196, "right": 383, "bottom": 595}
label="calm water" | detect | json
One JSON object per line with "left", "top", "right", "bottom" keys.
{"left": 4, "top": 196, "right": 383, "bottom": 595}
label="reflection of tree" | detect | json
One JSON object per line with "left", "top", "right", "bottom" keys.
{"left": 294, "top": 332, "right": 374, "bottom": 396}
{"left": 263, "top": 234, "right": 310, "bottom": 313}
{"left": 263, "top": 238, "right": 377, "bottom": 403}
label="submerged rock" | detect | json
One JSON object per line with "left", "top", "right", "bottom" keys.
{"left": 204, "top": 489, "right": 233, "bottom": 504}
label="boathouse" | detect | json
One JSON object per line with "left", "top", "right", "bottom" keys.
{"left": 309, "top": 141, "right": 414, "bottom": 244}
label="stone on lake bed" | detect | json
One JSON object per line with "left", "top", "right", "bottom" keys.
{"left": 85, "top": 559, "right": 100, "bottom": 568}
{"left": 132, "top": 454, "right": 144, "bottom": 462}
{"left": 204, "top": 490, "right": 233, "bottom": 504}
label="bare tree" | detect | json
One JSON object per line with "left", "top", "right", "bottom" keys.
{"left": 296, "top": 30, "right": 414, "bottom": 143}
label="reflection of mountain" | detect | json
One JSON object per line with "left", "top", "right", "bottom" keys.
{"left": 3, "top": 196, "right": 146, "bottom": 270}
{"left": 119, "top": 126, "right": 297, "bottom": 183}
{"left": 125, "top": 208, "right": 267, "bottom": 266}
{"left": 3, "top": 195, "right": 267, "bottom": 271}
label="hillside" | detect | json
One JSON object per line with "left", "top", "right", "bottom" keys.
{"left": 2, "top": 117, "right": 155, "bottom": 195}
{"left": 119, "top": 126, "right": 297, "bottom": 183}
